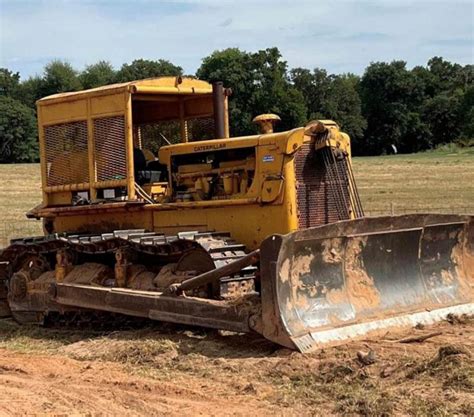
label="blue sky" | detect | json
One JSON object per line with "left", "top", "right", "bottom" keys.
{"left": 1, "top": 0, "right": 472, "bottom": 80}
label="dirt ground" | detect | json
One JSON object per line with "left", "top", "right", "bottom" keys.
{"left": 0, "top": 315, "right": 473, "bottom": 416}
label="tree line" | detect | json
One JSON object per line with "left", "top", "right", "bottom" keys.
{"left": 0, "top": 47, "right": 472, "bottom": 163}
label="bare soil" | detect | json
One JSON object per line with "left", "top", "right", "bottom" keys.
{"left": 0, "top": 316, "right": 473, "bottom": 416}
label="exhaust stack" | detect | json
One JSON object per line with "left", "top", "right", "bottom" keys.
{"left": 212, "top": 82, "right": 225, "bottom": 139}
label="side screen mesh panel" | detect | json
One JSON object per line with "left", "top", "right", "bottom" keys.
{"left": 94, "top": 116, "right": 127, "bottom": 182}
{"left": 187, "top": 117, "right": 215, "bottom": 141}
{"left": 44, "top": 121, "right": 89, "bottom": 186}
{"left": 294, "top": 143, "right": 351, "bottom": 228}
{"left": 139, "top": 117, "right": 216, "bottom": 152}
{"left": 139, "top": 121, "right": 181, "bottom": 154}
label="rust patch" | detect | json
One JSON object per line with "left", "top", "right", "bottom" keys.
{"left": 34, "top": 270, "right": 56, "bottom": 285}
{"left": 321, "top": 238, "right": 343, "bottom": 264}
{"left": 63, "top": 263, "right": 112, "bottom": 286}
{"left": 450, "top": 228, "right": 474, "bottom": 299}
{"left": 325, "top": 288, "right": 349, "bottom": 305}
{"left": 127, "top": 265, "right": 156, "bottom": 291}
{"left": 279, "top": 259, "right": 290, "bottom": 283}
{"left": 28, "top": 271, "right": 56, "bottom": 294}
{"left": 345, "top": 236, "right": 381, "bottom": 312}
{"left": 449, "top": 230, "right": 458, "bottom": 239}
{"left": 153, "top": 264, "right": 194, "bottom": 289}
{"left": 289, "top": 254, "right": 315, "bottom": 310}
{"left": 440, "top": 269, "right": 455, "bottom": 286}
{"left": 290, "top": 255, "right": 314, "bottom": 279}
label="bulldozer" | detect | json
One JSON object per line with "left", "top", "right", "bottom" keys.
{"left": 0, "top": 77, "right": 472, "bottom": 352}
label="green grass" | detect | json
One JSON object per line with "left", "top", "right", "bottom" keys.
{"left": 0, "top": 152, "right": 473, "bottom": 246}
{"left": 352, "top": 152, "right": 474, "bottom": 215}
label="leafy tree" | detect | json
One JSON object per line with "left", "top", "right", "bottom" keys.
{"left": 290, "top": 68, "right": 330, "bottom": 119}
{"left": 197, "top": 48, "right": 255, "bottom": 135}
{"left": 1, "top": 53, "right": 471, "bottom": 161}
{"left": 115, "top": 59, "right": 182, "bottom": 82}
{"left": 400, "top": 112, "right": 432, "bottom": 152}
{"left": 40, "top": 60, "right": 82, "bottom": 97}
{"left": 197, "top": 47, "right": 306, "bottom": 135}
{"left": 0, "top": 96, "right": 38, "bottom": 162}
{"left": 427, "top": 57, "right": 471, "bottom": 93}
{"left": 15, "top": 76, "right": 43, "bottom": 108}
{"left": 459, "top": 85, "right": 474, "bottom": 139}
{"left": 249, "top": 48, "right": 307, "bottom": 132}
{"left": 327, "top": 75, "right": 367, "bottom": 142}
{"left": 79, "top": 61, "right": 116, "bottom": 89}
{"left": 422, "top": 92, "right": 463, "bottom": 146}
{"left": 290, "top": 69, "right": 366, "bottom": 144}
{"left": 359, "top": 61, "right": 431, "bottom": 154}
{"left": 411, "top": 65, "right": 437, "bottom": 101}
{"left": 0, "top": 68, "right": 21, "bottom": 97}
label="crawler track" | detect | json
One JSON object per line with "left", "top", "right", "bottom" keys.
{"left": 0, "top": 229, "right": 258, "bottom": 323}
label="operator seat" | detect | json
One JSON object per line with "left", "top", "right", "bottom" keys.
{"left": 133, "top": 148, "right": 147, "bottom": 185}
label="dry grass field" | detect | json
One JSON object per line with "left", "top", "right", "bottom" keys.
{"left": 0, "top": 150, "right": 473, "bottom": 416}
{"left": 353, "top": 149, "right": 474, "bottom": 215}
{"left": 0, "top": 150, "right": 473, "bottom": 246}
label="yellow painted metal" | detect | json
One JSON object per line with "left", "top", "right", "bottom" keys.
{"left": 43, "top": 178, "right": 128, "bottom": 194}
{"left": 151, "top": 204, "right": 294, "bottom": 251}
{"left": 253, "top": 113, "right": 281, "bottom": 134}
{"left": 36, "top": 105, "right": 49, "bottom": 207}
{"left": 37, "top": 77, "right": 213, "bottom": 105}
{"left": 33, "top": 77, "right": 355, "bottom": 254}
{"left": 48, "top": 191, "right": 73, "bottom": 206}
{"left": 45, "top": 183, "right": 90, "bottom": 193}
{"left": 86, "top": 100, "right": 97, "bottom": 201}
{"left": 37, "top": 77, "right": 228, "bottom": 205}
{"left": 40, "top": 99, "right": 88, "bottom": 125}
{"left": 179, "top": 99, "right": 188, "bottom": 142}
{"left": 90, "top": 93, "right": 127, "bottom": 116}
{"left": 51, "top": 209, "right": 154, "bottom": 235}
{"left": 307, "top": 119, "right": 351, "bottom": 155}
{"left": 125, "top": 92, "right": 136, "bottom": 200}
{"left": 35, "top": 128, "right": 309, "bottom": 249}
{"left": 131, "top": 85, "right": 212, "bottom": 95}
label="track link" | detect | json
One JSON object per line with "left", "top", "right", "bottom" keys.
{"left": 0, "top": 229, "right": 257, "bottom": 322}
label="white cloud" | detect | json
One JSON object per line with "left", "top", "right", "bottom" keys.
{"left": 0, "top": 0, "right": 472, "bottom": 79}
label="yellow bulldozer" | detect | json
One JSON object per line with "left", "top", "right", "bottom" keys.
{"left": 0, "top": 77, "right": 472, "bottom": 352}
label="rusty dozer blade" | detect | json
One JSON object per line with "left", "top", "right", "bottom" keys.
{"left": 259, "top": 214, "right": 474, "bottom": 353}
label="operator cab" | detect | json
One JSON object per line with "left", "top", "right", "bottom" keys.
{"left": 129, "top": 79, "right": 227, "bottom": 202}
{"left": 35, "top": 77, "right": 230, "bottom": 208}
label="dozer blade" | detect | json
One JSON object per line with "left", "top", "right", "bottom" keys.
{"left": 259, "top": 214, "right": 474, "bottom": 353}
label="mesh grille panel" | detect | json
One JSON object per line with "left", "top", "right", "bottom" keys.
{"left": 294, "top": 143, "right": 351, "bottom": 229}
{"left": 44, "top": 121, "right": 89, "bottom": 186}
{"left": 187, "top": 116, "right": 215, "bottom": 141}
{"left": 139, "top": 117, "right": 216, "bottom": 152}
{"left": 94, "top": 116, "right": 127, "bottom": 181}
{"left": 139, "top": 121, "right": 181, "bottom": 153}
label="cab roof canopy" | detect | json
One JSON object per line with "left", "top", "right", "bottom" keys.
{"left": 36, "top": 76, "right": 213, "bottom": 106}
{"left": 36, "top": 77, "right": 216, "bottom": 126}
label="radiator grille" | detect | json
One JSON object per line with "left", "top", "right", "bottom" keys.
{"left": 44, "top": 121, "right": 89, "bottom": 186}
{"left": 94, "top": 116, "right": 127, "bottom": 181}
{"left": 294, "top": 143, "right": 351, "bottom": 229}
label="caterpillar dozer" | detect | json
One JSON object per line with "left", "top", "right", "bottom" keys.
{"left": 0, "top": 77, "right": 472, "bottom": 352}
